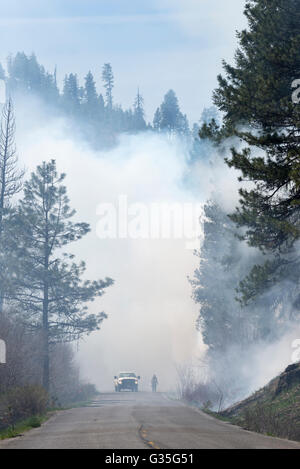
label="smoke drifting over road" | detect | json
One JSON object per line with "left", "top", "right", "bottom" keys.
{"left": 11, "top": 95, "right": 299, "bottom": 401}
{"left": 15, "top": 101, "right": 206, "bottom": 391}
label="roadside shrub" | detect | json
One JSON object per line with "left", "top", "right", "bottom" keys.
{"left": 1, "top": 385, "right": 48, "bottom": 427}
{"left": 75, "top": 383, "right": 99, "bottom": 401}
{"left": 26, "top": 415, "right": 42, "bottom": 428}
{"left": 50, "top": 382, "right": 99, "bottom": 407}
{"left": 242, "top": 402, "right": 300, "bottom": 440}
{"left": 176, "top": 366, "right": 221, "bottom": 409}
{"left": 67, "top": 383, "right": 99, "bottom": 404}
{"left": 243, "top": 402, "right": 280, "bottom": 435}
{"left": 0, "top": 314, "right": 96, "bottom": 411}
{"left": 203, "top": 400, "right": 213, "bottom": 411}
{"left": 183, "top": 382, "right": 222, "bottom": 409}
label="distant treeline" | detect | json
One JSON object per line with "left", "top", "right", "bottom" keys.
{"left": 0, "top": 52, "right": 219, "bottom": 153}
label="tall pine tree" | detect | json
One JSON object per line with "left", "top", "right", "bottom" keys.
{"left": 133, "top": 89, "right": 146, "bottom": 131}
{"left": 212, "top": 0, "right": 300, "bottom": 302}
{"left": 13, "top": 161, "right": 113, "bottom": 391}
{"left": 102, "top": 63, "right": 114, "bottom": 110}
{"left": 154, "top": 90, "right": 189, "bottom": 135}
{"left": 63, "top": 73, "right": 80, "bottom": 117}
{"left": 83, "top": 71, "right": 98, "bottom": 116}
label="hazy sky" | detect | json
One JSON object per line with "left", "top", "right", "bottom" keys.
{"left": 0, "top": 0, "right": 246, "bottom": 123}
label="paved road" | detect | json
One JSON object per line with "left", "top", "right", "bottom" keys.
{"left": 0, "top": 392, "right": 299, "bottom": 449}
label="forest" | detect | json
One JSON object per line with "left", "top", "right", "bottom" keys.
{"left": 0, "top": 52, "right": 212, "bottom": 151}
{"left": 0, "top": 0, "right": 300, "bottom": 430}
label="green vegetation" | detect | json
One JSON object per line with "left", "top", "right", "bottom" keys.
{"left": 0, "top": 414, "right": 49, "bottom": 440}
{"left": 0, "top": 383, "right": 99, "bottom": 440}
{"left": 0, "top": 385, "right": 50, "bottom": 440}
{"left": 219, "top": 363, "right": 300, "bottom": 441}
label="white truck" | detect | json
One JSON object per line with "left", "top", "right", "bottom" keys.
{"left": 114, "top": 372, "right": 140, "bottom": 392}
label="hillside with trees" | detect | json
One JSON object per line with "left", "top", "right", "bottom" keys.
{"left": 189, "top": 0, "right": 300, "bottom": 411}
{"left": 0, "top": 52, "right": 220, "bottom": 161}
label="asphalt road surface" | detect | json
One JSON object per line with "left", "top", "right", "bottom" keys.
{"left": 0, "top": 392, "right": 299, "bottom": 449}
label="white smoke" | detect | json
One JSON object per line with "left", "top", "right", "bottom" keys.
{"left": 15, "top": 104, "right": 206, "bottom": 392}
{"left": 247, "top": 327, "right": 300, "bottom": 393}
{"left": 13, "top": 95, "right": 300, "bottom": 400}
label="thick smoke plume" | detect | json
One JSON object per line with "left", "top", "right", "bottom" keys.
{"left": 15, "top": 98, "right": 204, "bottom": 391}
{"left": 13, "top": 96, "right": 300, "bottom": 400}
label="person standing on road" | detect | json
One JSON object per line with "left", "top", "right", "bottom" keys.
{"left": 151, "top": 374, "right": 158, "bottom": 392}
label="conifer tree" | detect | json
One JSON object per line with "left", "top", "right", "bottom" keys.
{"left": 155, "top": 90, "right": 189, "bottom": 135}
{"left": 153, "top": 107, "right": 162, "bottom": 131}
{"left": 102, "top": 63, "right": 114, "bottom": 110}
{"left": 13, "top": 160, "right": 113, "bottom": 391}
{"left": 211, "top": 0, "right": 300, "bottom": 301}
{"left": 133, "top": 89, "right": 146, "bottom": 131}
{"left": 160, "top": 90, "right": 181, "bottom": 133}
{"left": 83, "top": 71, "right": 99, "bottom": 120}
{"left": 63, "top": 73, "right": 80, "bottom": 116}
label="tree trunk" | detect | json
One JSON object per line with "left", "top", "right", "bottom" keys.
{"left": 42, "top": 208, "right": 50, "bottom": 393}
{"left": 0, "top": 101, "right": 10, "bottom": 314}
{"left": 42, "top": 281, "right": 49, "bottom": 392}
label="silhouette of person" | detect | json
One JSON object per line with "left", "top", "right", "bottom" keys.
{"left": 151, "top": 374, "right": 158, "bottom": 392}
